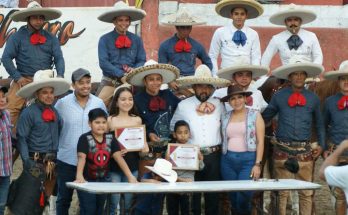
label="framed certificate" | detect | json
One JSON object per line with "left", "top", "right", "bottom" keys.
{"left": 115, "top": 125, "right": 146, "bottom": 151}
{"left": 168, "top": 143, "right": 199, "bottom": 170}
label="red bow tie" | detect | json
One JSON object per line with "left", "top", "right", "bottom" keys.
{"left": 337, "top": 96, "right": 348, "bottom": 110}
{"left": 246, "top": 96, "right": 253, "bottom": 106}
{"left": 148, "top": 96, "right": 166, "bottom": 112}
{"left": 174, "top": 39, "right": 192, "bottom": 53}
{"left": 288, "top": 92, "right": 306, "bottom": 107}
{"left": 115, "top": 35, "right": 132, "bottom": 48}
{"left": 30, "top": 32, "right": 46, "bottom": 45}
{"left": 42, "top": 107, "right": 56, "bottom": 122}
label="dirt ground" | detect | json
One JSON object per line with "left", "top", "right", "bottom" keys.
{"left": 5, "top": 157, "right": 335, "bottom": 215}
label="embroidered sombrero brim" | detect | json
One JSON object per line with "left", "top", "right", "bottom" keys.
{"left": 215, "top": 0, "right": 264, "bottom": 19}
{"left": 217, "top": 65, "right": 269, "bottom": 80}
{"left": 270, "top": 8, "right": 316, "bottom": 25}
{"left": 98, "top": 7, "right": 146, "bottom": 23}
{"left": 177, "top": 76, "right": 230, "bottom": 88}
{"left": 162, "top": 13, "right": 206, "bottom": 26}
{"left": 11, "top": 8, "right": 61, "bottom": 22}
{"left": 126, "top": 64, "right": 180, "bottom": 87}
{"left": 17, "top": 79, "right": 70, "bottom": 99}
{"left": 272, "top": 63, "right": 324, "bottom": 80}
{"left": 324, "top": 70, "right": 348, "bottom": 80}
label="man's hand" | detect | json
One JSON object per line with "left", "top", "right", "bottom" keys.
{"left": 168, "top": 81, "right": 179, "bottom": 90}
{"left": 127, "top": 175, "right": 138, "bottom": 183}
{"left": 17, "top": 77, "right": 32, "bottom": 87}
{"left": 149, "top": 133, "right": 160, "bottom": 142}
{"left": 312, "top": 146, "right": 323, "bottom": 159}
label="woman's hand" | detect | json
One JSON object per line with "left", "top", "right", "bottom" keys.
{"left": 250, "top": 165, "right": 261, "bottom": 180}
{"left": 74, "top": 174, "right": 86, "bottom": 183}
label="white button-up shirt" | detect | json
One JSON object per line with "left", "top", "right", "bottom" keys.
{"left": 261, "top": 29, "right": 323, "bottom": 67}
{"left": 170, "top": 96, "right": 224, "bottom": 148}
{"left": 209, "top": 23, "right": 261, "bottom": 76}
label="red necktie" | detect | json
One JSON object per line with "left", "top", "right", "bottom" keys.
{"left": 30, "top": 32, "right": 46, "bottom": 45}
{"left": 148, "top": 96, "right": 167, "bottom": 112}
{"left": 115, "top": 35, "right": 132, "bottom": 48}
{"left": 288, "top": 92, "right": 306, "bottom": 107}
{"left": 246, "top": 96, "right": 253, "bottom": 106}
{"left": 337, "top": 96, "right": 348, "bottom": 110}
{"left": 42, "top": 107, "right": 56, "bottom": 122}
{"left": 174, "top": 39, "right": 192, "bottom": 53}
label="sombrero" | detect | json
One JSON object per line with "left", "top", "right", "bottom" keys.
{"left": 215, "top": 0, "right": 264, "bottom": 19}
{"left": 11, "top": 1, "right": 61, "bottom": 22}
{"left": 324, "top": 60, "right": 348, "bottom": 80}
{"left": 17, "top": 70, "right": 70, "bottom": 99}
{"left": 98, "top": 1, "right": 146, "bottom": 23}
{"left": 125, "top": 60, "right": 180, "bottom": 87}
{"left": 217, "top": 56, "right": 269, "bottom": 80}
{"left": 145, "top": 158, "right": 178, "bottom": 183}
{"left": 269, "top": 3, "right": 316, "bottom": 26}
{"left": 177, "top": 64, "right": 230, "bottom": 88}
{"left": 162, "top": 7, "right": 206, "bottom": 26}
{"left": 221, "top": 84, "right": 252, "bottom": 102}
{"left": 272, "top": 56, "right": 324, "bottom": 80}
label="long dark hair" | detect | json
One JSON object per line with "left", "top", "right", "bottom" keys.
{"left": 109, "top": 87, "right": 139, "bottom": 117}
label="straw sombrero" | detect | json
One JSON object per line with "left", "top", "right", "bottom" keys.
{"left": 17, "top": 70, "right": 70, "bottom": 99}
{"left": 126, "top": 60, "right": 180, "bottom": 87}
{"left": 11, "top": 1, "right": 61, "bottom": 22}
{"left": 98, "top": 1, "right": 146, "bottom": 23}
{"left": 269, "top": 3, "right": 316, "bottom": 26}
{"left": 217, "top": 56, "right": 269, "bottom": 80}
{"left": 145, "top": 158, "right": 177, "bottom": 183}
{"left": 177, "top": 64, "right": 230, "bottom": 88}
{"left": 162, "top": 7, "right": 206, "bottom": 26}
{"left": 215, "top": 0, "right": 264, "bottom": 19}
{"left": 272, "top": 56, "right": 324, "bottom": 80}
{"left": 324, "top": 60, "right": 348, "bottom": 80}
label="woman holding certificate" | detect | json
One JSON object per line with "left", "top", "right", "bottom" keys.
{"left": 108, "top": 85, "right": 149, "bottom": 215}
{"left": 220, "top": 85, "right": 265, "bottom": 215}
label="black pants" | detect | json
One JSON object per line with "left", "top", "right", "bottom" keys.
{"left": 192, "top": 151, "right": 221, "bottom": 215}
{"left": 166, "top": 193, "right": 190, "bottom": 215}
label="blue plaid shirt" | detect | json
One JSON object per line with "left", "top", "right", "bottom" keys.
{"left": 0, "top": 110, "right": 12, "bottom": 176}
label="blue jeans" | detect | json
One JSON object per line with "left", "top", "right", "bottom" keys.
{"left": 77, "top": 190, "right": 107, "bottom": 215}
{"left": 56, "top": 160, "right": 77, "bottom": 215}
{"left": 221, "top": 151, "right": 255, "bottom": 214}
{"left": 109, "top": 170, "right": 138, "bottom": 215}
{"left": 0, "top": 176, "right": 10, "bottom": 215}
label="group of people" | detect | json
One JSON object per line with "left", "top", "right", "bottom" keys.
{"left": 0, "top": 0, "right": 348, "bottom": 215}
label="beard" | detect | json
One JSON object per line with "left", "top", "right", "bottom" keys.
{"left": 195, "top": 92, "right": 210, "bottom": 102}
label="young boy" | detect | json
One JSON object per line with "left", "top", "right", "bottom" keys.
{"left": 0, "top": 86, "right": 11, "bottom": 215}
{"left": 74, "top": 108, "right": 137, "bottom": 215}
{"left": 166, "top": 120, "right": 204, "bottom": 215}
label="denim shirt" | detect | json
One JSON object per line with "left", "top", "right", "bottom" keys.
{"left": 17, "top": 102, "right": 62, "bottom": 161}
{"left": 323, "top": 92, "right": 348, "bottom": 145}
{"left": 98, "top": 30, "right": 146, "bottom": 78}
{"left": 158, "top": 34, "right": 213, "bottom": 76}
{"left": 1, "top": 26, "right": 65, "bottom": 81}
{"left": 262, "top": 87, "right": 325, "bottom": 147}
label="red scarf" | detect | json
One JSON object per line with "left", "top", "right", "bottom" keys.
{"left": 174, "top": 39, "right": 192, "bottom": 53}
{"left": 30, "top": 32, "right": 46, "bottom": 45}
{"left": 148, "top": 96, "right": 166, "bottom": 112}
{"left": 288, "top": 92, "right": 306, "bottom": 107}
{"left": 337, "top": 95, "right": 348, "bottom": 110}
{"left": 196, "top": 102, "right": 215, "bottom": 115}
{"left": 42, "top": 107, "right": 56, "bottom": 122}
{"left": 115, "top": 35, "right": 132, "bottom": 48}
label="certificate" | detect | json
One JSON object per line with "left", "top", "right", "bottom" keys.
{"left": 115, "top": 125, "right": 146, "bottom": 151}
{"left": 168, "top": 144, "right": 199, "bottom": 170}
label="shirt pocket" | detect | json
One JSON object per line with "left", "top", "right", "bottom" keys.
{"left": 126, "top": 47, "right": 137, "bottom": 63}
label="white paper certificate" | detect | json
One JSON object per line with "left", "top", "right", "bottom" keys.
{"left": 115, "top": 125, "right": 146, "bottom": 151}
{"left": 168, "top": 144, "right": 199, "bottom": 170}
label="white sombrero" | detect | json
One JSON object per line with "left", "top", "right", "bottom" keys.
{"left": 98, "top": 1, "right": 146, "bottom": 23}
{"left": 324, "top": 60, "right": 348, "bottom": 80}
{"left": 217, "top": 56, "right": 269, "bottom": 80}
{"left": 269, "top": 3, "right": 316, "bottom": 26}
{"left": 272, "top": 56, "right": 324, "bottom": 80}
{"left": 215, "top": 0, "right": 264, "bottom": 19}
{"left": 11, "top": 1, "right": 61, "bottom": 22}
{"left": 17, "top": 70, "right": 70, "bottom": 99}
{"left": 162, "top": 7, "right": 206, "bottom": 26}
{"left": 177, "top": 64, "right": 230, "bottom": 88}
{"left": 145, "top": 158, "right": 177, "bottom": 183}
{"left": 125, "top": 60, "right": 180, "bottom": 87}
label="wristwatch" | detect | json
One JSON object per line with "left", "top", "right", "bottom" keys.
{"left": 255, "top": 161, "right": 262, "bottom": 166}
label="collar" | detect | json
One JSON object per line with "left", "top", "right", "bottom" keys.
{"left": 285, "top": 28, "right": 303, "bottom": 36}
{"left": 230, "top": 23, "right": 246, "bottom": 33}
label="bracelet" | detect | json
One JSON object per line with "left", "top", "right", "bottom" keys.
{"left": 255, "top": 161, "right": 262, "bottom": 167}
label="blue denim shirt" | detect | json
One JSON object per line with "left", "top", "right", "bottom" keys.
{"left": 98, "top": 30, "right": 146, "bottom": 78}
{"left": 323, "top": 92, "right": 348, "bottom": 145}
{"left": 262, "top": 87, "right": 325, "bottom": 147}
{"left": 158, "top": 34, "right": 213, "bottom": 76}
{"left": 1, "top": 26, "right": 65, "bottom": 81}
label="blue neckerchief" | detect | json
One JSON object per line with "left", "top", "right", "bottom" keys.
{"left": 232, "top": 30, "right": 247, "bottom": 46}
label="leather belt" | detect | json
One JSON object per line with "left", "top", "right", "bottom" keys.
{"left": 200, "top": 145, "right": 221, "bottom": 155}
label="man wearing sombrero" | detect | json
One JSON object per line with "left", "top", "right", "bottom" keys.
{"left": 96, "top": 1, "right": 146, "bottom": 107}
{"left": 261, "top": 4, "right": 323, "bottom": 67}
{"left": 262, "top": 56, "right": 325, "bottom": 215}
{"left": 171, "top": 65, "right": 229, "bottom": 215}
{"left": 1, "top": 0, "right": 64, "bottom": 140}
{"left": 159, "top": 7, "right": 212, "bottom": 90}
{"left": 322, "top": 61, "right": 348, "bottom": 215}
{"left": 209, "top": 0, "right": 264, "bottom": 76}
{"left": 9, "top": 70, "right": 69, "bottom": 214}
